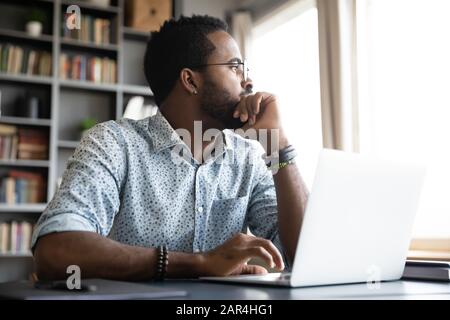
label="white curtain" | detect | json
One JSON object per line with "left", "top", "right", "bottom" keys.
{"left": 317, "top": 0, "right": 359, "bottom": 151}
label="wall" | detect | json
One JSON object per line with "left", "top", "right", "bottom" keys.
{"left": 174, "top": 0, "right": 291, "bottom": 24}
{"left": 174, "top": 0, "right": 241, "bottom": 21}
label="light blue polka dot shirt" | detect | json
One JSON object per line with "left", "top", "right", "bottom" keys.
{"left": 31, "top": 110, "right": 287, "bottom": 263}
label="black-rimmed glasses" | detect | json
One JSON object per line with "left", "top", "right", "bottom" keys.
{"left": 191, "top": 59, "right": 249, "bottom": 81}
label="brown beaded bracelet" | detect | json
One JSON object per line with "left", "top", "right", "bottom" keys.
{"left": 155, "top": 245, "right": 168, "bottom": 281}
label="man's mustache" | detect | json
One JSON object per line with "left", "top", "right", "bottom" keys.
{"left": 242, "top": 85, "right": 253, "bottom": 95}
{"left": 235, "top": 86, "right": 254, "bottom": 109}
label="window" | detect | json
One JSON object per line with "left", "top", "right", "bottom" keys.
{"left": 357, "top": 0, "right": 450, "bottom": 240}
{"left": 252, "top": 1, "right": 322, "bottom": 189}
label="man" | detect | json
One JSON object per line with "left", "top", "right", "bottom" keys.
{"left": 33, "top": 15, "right": 309, "bottom": 280}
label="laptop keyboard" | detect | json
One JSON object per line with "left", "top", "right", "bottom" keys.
{"left": 279, "top": 273, "right": 292, "bottom": 280}
{"left": 235, "top": 272, "right": 291, "bottom": 280}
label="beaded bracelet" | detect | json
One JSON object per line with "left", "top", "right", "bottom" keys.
{"left": 264, "top": 145, "right": 297, "bottom": 170}
{"left": 269, "top": 158, "right": 296, "bottom": 174}
{"left": 155, "top": 245, "right": 168, "bottom": 281}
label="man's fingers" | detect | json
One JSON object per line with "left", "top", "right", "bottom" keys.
{"left": 234, "top": 99, "right": 247, "bottom": 119}
{"left": 249, "top": 94, "right": 262, "bottom": 126}
{"left": 233, "top": 234, "right": 283, "bottom": 270}
{"left": 239, "top": 103, "right": 248, "bottom": 122}
{"left": 245, "top": 96, "right": 257, "bottom": 126}
{"left": 240, "top": 264, "right": 268, "bottom": 275}
{"left": 252, "top": 93, "right": 262, "bottom": 116}
{"left": 242, "top": 97, "right": 253, "bottom": 124}
{"left": 252, "top": 238, "right": 285, "bottom": 271}
{"left": 244, "top": 246, "right": 275, "bottom": 268}
{"left": 234, "top": 93, "right": 266, "bottom": 124}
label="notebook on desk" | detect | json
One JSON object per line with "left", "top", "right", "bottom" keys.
{"left": 402, "top": 260, "right": 450, "bottom": 282}
{"left": 0, "top": 279, "right": 187, "bottom": 300}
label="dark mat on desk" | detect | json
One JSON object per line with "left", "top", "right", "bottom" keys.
{"left": 0, "top": 279, "right": 187, "bottom": 300}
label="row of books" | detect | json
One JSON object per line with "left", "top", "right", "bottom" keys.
{"left": 0, "top": 170, "right": 46, "bottom": 204}
{"left": 63, "top": 14, "right": 112, "bottom": 45}
{"left": 0, "top": 221, "right": 35, "bottom": 254}
{"left": 0, "top": 43, "right": 52, "bottom": 76}
{"left": 0, "top": 124, "right": 49, "bottom": 160}
{"left": 59, "top": 54, "right": 116, "bottom": 83}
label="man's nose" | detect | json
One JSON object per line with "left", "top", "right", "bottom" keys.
{"left": 241, "top": 77, "right": 253, "bottom": 93}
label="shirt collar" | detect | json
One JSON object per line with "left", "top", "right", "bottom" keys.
{"left": 148, "top": 109, "right": 233, "bottom": 157}
{"left": 148, "top": 109, "right": 183, "bottom": 152}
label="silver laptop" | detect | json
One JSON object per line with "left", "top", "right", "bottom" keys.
{"left": 201, "top": 149, "right": 426, "bottom": 287}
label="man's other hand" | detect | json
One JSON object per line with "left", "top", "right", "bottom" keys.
{"left": 199, "top": 233, "right": 285, "bottom": 276}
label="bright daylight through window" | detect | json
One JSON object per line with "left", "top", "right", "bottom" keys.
{"left": 357, "top": 0, "right": 450, "bottom": 239}
{"left": 252, "top": 5, "right": 322, "bottom": 189}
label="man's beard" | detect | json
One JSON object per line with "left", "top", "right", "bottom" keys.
{"left": 200, "top": 80, "right": 246, "bottom": 129}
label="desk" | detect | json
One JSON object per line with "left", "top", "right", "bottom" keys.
{"left": 143, "top": 280, "right": 450, "bottom": 300}
{"left": 153, "top": 279, "right": 450, "bottom": 300}
{"left": 0, "top": 279, "right": 449, "bottom": 300}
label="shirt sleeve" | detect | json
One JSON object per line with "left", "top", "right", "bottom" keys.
{"left": 246, "top": 146, "right": 291, "bottom": 270}
{"left": 31, "top": 121, "right": 127, "bottom": 250}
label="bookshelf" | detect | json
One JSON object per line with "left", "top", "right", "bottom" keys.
{"left": 0, "top": 0, "right": 156, "bottom": 280}
{"left": 0, "top": 252, "right": 32, "bottom": 257}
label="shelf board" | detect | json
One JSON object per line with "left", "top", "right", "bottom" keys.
{"left": 61, "top": 37, "right": 118, "bottom": 52}
{"left": 121, "top": 84, "right": 153, "bottom": 96}
{"left": 0, "top": 116, "right": 51, "bottom": 127}
{"left": 122, "top": 27, "right": 151, "bottom": 41}
{"left": 60, "top": 79, "right": 118, "bottom": 92}
{"left": 0, "top": 73, "right": 52, "bottom": 85}
{"left": 58, "top": 140, "right": 79, "bottom": 149}
{"left": 0, "top": 28, "right": 53, "bottom": 44}
{"left": 0, "top": 203, "right": 46, "bottom": 213}
{"left": 0, "top": 252, "right": 32, "bottom": 258}
{"left": 0, "top": 159, "right": 50, "bottom": 167}
{"left": 61, "top": 0, "right": 120, "bottom": 14}
{"left": 1, "top": 0, "right": 54, "bottom": 7}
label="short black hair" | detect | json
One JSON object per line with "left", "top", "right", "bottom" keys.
{"left": 144, "top": 15, "right": 228, "bottom": 106}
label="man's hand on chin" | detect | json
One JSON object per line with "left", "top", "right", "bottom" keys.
{"left": 232, "top": 92, "right": 289, "bottom": 152}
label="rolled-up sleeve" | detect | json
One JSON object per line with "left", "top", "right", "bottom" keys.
{"left": 31, "top": 121, "right": 126, "bottom": 250}
{"left": 246, "top": 157, "right": 291, "bottom": 270}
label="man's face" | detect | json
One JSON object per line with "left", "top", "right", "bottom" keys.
{"left": 198, "top": 31, "right": 251, "bottom": 129}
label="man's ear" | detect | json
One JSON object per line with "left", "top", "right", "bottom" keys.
{"left": 180, "top": 68, "right": 199, "bottom": 95}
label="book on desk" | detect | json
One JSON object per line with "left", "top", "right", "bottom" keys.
{"left": 402, "top": 260, "right": 450, "bottom": 282}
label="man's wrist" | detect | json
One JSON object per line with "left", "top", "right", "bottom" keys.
{"left": 192, "top": 252, "right": 208, "bottom": 276}
{"left": 278, "top": 131, "right": 289, "bottom": 151}
{"left": 164, "top": 251, "right": 208, "bottom": 278}
{"left": 272, "top": 130, "right": 289, "bottom": 152}
{"left": 259, "top": 128, "right": 289, "bottom": 154}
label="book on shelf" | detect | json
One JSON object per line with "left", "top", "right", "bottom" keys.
{"left": 0, "top": 170, "right": 46, "bottom": 204}
{"left": 62, "top": 14, "right": 112, "bottom": 45}
{"left": 0, "top": 220, "right": 35, "bottom": 254}
{"left": 60, "top": 53, "right": 116, "bottom": 83}
{"left": 17, "top": 128, "right": 49, "bottom": 160}
{"left": 0, "top": 125, "right": 49, "bottom": 160}
{"left": 0, "top": 124, "right": 18, "bottom": 160}
{"left": 0, "top": 43, "right": 52, "bottom": 77}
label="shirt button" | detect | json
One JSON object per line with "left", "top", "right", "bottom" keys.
{"left": 197, "top": 206, "right": 203, "bottom": 213}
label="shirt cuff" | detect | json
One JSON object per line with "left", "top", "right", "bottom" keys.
{"left": 31, "top": 212, "right": 97, "bottom": 251}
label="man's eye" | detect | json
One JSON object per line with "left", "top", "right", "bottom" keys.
{"left": 230, "top": 65, "right": 239, "bottom": 71}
